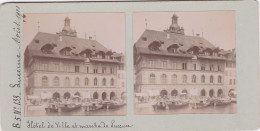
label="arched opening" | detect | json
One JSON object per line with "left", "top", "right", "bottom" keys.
{"left": 201, "top": 89, "right": 206, "bottom": 96}
{"left": 217, "top": 89, "right": 223, "bottom": 97}
{"left": 64, "top": 92, "right": 71, "bottom": 99}
{"left": 171, "top": 89, "right": 178, "bottom": 96}
{"left": 93, "top": 92, "right": 98, "bottom": 99}
{"left": 160, "top": 90, "right": 168, "bottom": 97}
{"left": 228, "top": 89, "right": 236, "bottom": 97}
{"left": 110, "top": 92, "right": 116, "bottom": 100}
{"left": 209, "top": 89, "right": 214, "bottom": 97}
{"left": 74, "top": 92, "right": 80, "bottom": 97}
{"left": 53, "top": 92, "right": 60, "bottom": 99}
{"left": 182, "top": 89, "right": 188, "bottom": 94}
{"left": 102, "top": 92, "right": 107, "bottom": 100}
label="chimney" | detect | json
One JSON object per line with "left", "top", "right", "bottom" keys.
{"left": 196, "top": 33, "right": 200, "bottom": 37}
{"left": 59, "top": 35, "right": 62, "bottom": 41}
{"left": 89, "top": 36, "right": 92, "bottom": 40}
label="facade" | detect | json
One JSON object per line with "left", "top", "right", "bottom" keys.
{"left": 24, "top": 17, "right": 126, "bottom": 101}
{"left": 134, "top": 14, "right": 236, "bottom": 98}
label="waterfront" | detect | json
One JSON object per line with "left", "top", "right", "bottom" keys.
{"left": 26, "top": 104, "right": 126, "bottom": 116}
{"left": 135, "top": 102, "right": 236, "bottom": 114}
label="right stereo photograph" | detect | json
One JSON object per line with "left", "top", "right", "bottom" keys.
{"left": 133, "top": 11, "right": 236, "bottom": 114}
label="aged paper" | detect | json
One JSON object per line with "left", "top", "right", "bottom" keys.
{"left": 0, "top": 1, "right": 259, "bottom": 131}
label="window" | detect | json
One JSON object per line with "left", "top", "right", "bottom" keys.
{"left": 94, "top": 78, "right": 98, "bottom": 86}
{"left": 64, "top": 77, "right": 70, "bottom": 87}
{"left": 233, "top": 79, "right": 236, "bottom": 85}
{"left": 171, "top": 62, "right": 176, "bottom": 69}
{"left": 102, "top": 78, "right": 106, "bottom": 86}
{"left": 54, "top": 63, "right": 59, "bottom": 71}
{"left": 193, "top": 64, "right": 196, "bottom": 70}
{"left": 210, "top": 65, "right": 214, "bottom": 71}
{"left": 201, "top": 64, "right": 205, "bottom": 71}
{"left": 75, "top": 66, "right": 80, "bottom": 72}
{"left": 182, "top": 75, "right": 187, "bottom": 83}
{"left": 161, "top": 74, "right": 167, "bottom": 84}
{"left": 110, "top": 68, "right": 114, "bottom": 74}
{"left": 162, "top": 61, "right": 167, "bottom": 68}
{"left": 192, "top": 75, "right": 196, "bottom": 83}
{"left": 75, "top": 77, "right": 80, "bottom": 86}
{"left": 149, "top": 73, "right": 156, "bottom": 84}
{"left": 201, "top": 75, "right": 205, "bottom": 83}
{"left": 86, "top": 66, "right": 89, "bottom": 73}
{"left": 210, "top": 75, "right": 214, "bottom": 83}
{"left": 110, "top": 78, "right": 114, "bottom": 86}
{"left": 182, "top": 63, "right": 187, "bottom": 70}
{"left": 205, "top": 51, "right": 210, "bottom": 56}
{"left": 94, "top": 68, "right": 98, "bottom": 74}
{"left": 218, "top": 65, "right": 221, "bottom": 71}
{"left": 172, "top": 74, "right": 177, "bottom": 84}
{"left": 102, "top": 67, "right": 106, "bottom": 74}
{"left": 230, "top": 79, "right": 232, "bottom": 85}
{"left": 84, "top": 78, "right": 89, "bottom": 86}
{"left": 218, "top": 76, "right": 222, "bottom": 83}
{"left": 42, "top": 76, "right": 48, "bottom": 86}
{"left": 53, "top": 76, "right": 59, "bottom": 86}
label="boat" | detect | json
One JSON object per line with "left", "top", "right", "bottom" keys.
{"left": 102, "top": 100, "right": 126, "bottom": 109}
{"left": 215, "top": 99, "right": 231, "bottom": 106}
{"left": 45, "top": 103, "right": 59, "bottom": 112}
{"left": 59, "top": 103, "right": 81, "bottom": 112}
{"left": 152, "top": 100, "right": 188, "bottom": 110}
{"left": 192, "top": 101, "right": 211, "bottom": 109}
{"left": 82, "top": 101, "right": 103, "bottom": 111}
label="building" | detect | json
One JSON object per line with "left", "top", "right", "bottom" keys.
{"left": 134, "top": 14, "right": 236, "bottom": 98}
{"left": 24, "top": 17, "right": 126, "bottom": 101}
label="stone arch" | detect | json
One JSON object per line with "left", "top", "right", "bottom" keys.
{"left": 64, "top": 92, "right": 71, "bottom": 99}
{"left": 209, "top": 89, "right": 214, "bottom": 97}
{"left": 53, "top": 92, "right": 60, "bottom": 99}
{"left": 182, "top": 89, "right": 188, "bottom": 94}
{"left": 93, "top": 92, "right": 98, "bottom": 99}
{"left": 110, "top": 92, "right": 116, "bottom": 100}
{"left": 201, "top": 89, "right": 206, "bottom": 96}
{"left": 171, "top": 89, "right": 178, "bottom": 96}
{"left": 74, "top": 92, "right": 80, "bottom": 97}
{"left": 217, "top": 89, "right": 223, "bottom": 97}
{"left": 102, "top": 92, "right": 107, "bottom": 100}
{"left": 160, "top": 90, "right": 168, "bottom": 97}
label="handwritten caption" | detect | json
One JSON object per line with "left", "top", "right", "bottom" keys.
{"left": 10, "top": 5, "right": 22, "bottom": 128}
{"left": 27, "top": 120, "right": 133, "bottom": 129}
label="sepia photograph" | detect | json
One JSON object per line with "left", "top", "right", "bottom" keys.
{"left": 133, "top": 11, "right": 236, "bottom": 114}
{"left": 23, "top": 13, "right": 126, "bottom": 116}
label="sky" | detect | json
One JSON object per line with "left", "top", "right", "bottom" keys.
{"left": 133, "top": 11, "right": 236, "bottom": 50}
{"left": 23, "top": 13, "right": 125, "bottom": 53}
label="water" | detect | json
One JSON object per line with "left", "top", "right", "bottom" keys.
{"left": 135, "top": 103, "right": 236, "bottom": 114}
{"left": 26, "top": 105, "right": 126, "bottom": 116}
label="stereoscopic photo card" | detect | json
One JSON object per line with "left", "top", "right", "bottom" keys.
{"left": 0, "top": 1, "right": 259, "bottom": 131}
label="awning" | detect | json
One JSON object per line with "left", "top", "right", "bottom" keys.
{"left": 82, "top": 92, "right": 91, "bottom": 98}
{"left": 149, "top": 90, "right": 159, "bottom": 96}
{"left": 40, "top": 92, "right": 52, "bottom": 99}
{"left": 135, "top": 93, "right": 148, "bottom": 97}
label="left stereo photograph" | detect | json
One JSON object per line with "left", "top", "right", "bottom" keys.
{"left": 23, "top": 13, "right": 126, "bottom": 116}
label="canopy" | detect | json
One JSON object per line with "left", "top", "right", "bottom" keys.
{"left": 40, "top": 92, "right": 52, "bottom": 99}
{"left": 82, "top": 92, "right": 91, "bottom": 98}
{"left": 135, "top": 93, "right": 148, "bottom": 97}
{"left": 149, "top": 90, "right": 160, "bottom": 96}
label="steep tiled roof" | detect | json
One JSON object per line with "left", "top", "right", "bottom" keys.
{"left": 26, "top": 32, "right": 109, "bottom": 59}
{"left": 134, "top": 29, "right": 216, "bottom": 54}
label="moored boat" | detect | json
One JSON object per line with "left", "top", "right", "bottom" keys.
{"left": 102, "top": 99, "right": 126, "bottom": 109}
{"left": 45, "top": 103, "right": 59, "bottom": 112}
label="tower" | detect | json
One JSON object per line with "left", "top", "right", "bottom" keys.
{"left": 57, "top": 17, "right": 77, "bottom": 37}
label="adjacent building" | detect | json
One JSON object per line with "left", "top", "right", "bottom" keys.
{"left": 24, "top": 17, "right": 126, "bottom": 101}
{"left": 134, "top": 14, "right": 236, "bottom": 98}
